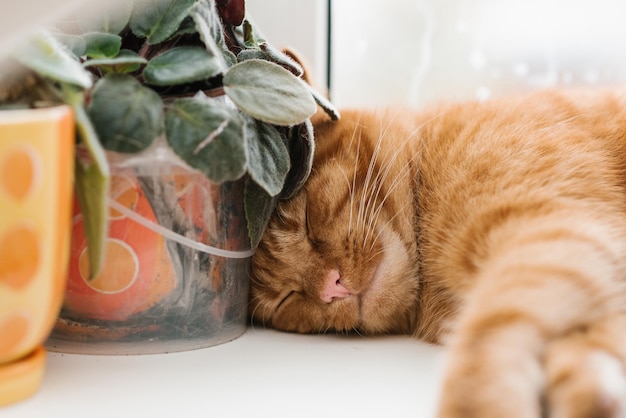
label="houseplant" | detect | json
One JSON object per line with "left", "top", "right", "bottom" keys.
{"left": 1, "top": 0, "right": 338, "bottom": 354}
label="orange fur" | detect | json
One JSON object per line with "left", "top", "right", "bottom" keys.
{"left": 249, "top": 88, "right": 626, "bottom": 417}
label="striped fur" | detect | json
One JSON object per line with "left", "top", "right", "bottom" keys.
{"left": 250, "top": 88, "right": 626, "bottom": 417}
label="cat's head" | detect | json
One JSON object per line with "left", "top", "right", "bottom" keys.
{"left": 249, "top": 109, "right": 421, "bottom": 335}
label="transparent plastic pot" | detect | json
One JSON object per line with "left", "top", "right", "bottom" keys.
{"left": 46, "top": 138, "right": 253, "bottom": 355}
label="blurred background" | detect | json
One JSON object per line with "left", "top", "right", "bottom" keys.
{"left": 259, "top": 0, "right": 626, "bottom": 109}
{"left": 329, "top": 0, "right": 626, "bottom": 108}
{"left": 3, "top": 0, "right": 626, "bottom": 108}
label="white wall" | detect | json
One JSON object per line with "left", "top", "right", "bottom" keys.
{"left": 247, "top": 0, "right": 328, "bottom": 91}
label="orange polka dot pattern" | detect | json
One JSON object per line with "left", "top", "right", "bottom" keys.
{"left": 0, "top": 107, "right": 74, "bottom": 366}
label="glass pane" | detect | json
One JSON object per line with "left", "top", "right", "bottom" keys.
{"left": 332, "top": 0, "right": 626, "bottom": 107}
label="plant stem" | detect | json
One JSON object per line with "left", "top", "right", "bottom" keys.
{"left": 138, "top": 41, "right": 151, "bottom": 59}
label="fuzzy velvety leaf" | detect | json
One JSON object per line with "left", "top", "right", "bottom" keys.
{"left": 223, "top": 50, "right": 237, "bottom": 67}
{"left": 172, "top": 15, "right": 197, "bottom": 37}
{"left": 280, "top": 119, "right": 315, "bottom": 199}
{"left": 17, "top": 32, "right": 92, "bottom": 89}
{"left": 88, "top": 74, "right": 163, "bottom": 153}
{"left": 83, "top": 49, "right": 148, "bottom": 73}
{"left": 223, "top": 59, "right": 316, "bottom": 126}
{"left": 246, "top": 119, "right": 290, "bottom": 197}
{"left": 309, "top": 85, "right": 341, "bottom": 121}
{"left": 191, "top": 0, "right": 223, "bottom": 43}
{"left": 259, "top": 42, "right": 303, "bottom": 77}
{"left": 237, "top": 48, "right": 265, "bottom": 62}
{"left": 130, "top": 0, "right": 196, "bottom": 45}
{"left": 244, "top": 178, "right": 277, "bottom": 249}
{"left": 53, "top": 33, "right": 87, "bottom": 57}
{"left": 190, "top": 0, "right": 228, "bottom": 71}
{"left": 82, "top": 32, "right": 122, "bottom": 58}
{"left": 165, "top": 95, "right": 247, "bottom": 183}
{"left": 143, "top": 46, "right": 221, "bottom": 86}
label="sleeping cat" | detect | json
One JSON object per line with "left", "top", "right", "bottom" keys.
{"left": 249, "top": 88, "right": 626, "bottom": 418}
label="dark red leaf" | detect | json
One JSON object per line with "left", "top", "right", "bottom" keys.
{"left": 216, "top": 0, "right": 245, "bottom": 26}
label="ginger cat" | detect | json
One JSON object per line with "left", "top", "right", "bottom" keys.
{"left": 249, "top": 88, "right": 626, "bottom": 418}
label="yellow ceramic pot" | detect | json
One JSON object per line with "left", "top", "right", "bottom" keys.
{"left": 0, "top": 106, "right": 74, "bottom": 406}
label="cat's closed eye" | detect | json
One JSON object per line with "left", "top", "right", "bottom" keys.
{"left": 275, "top": 290, "right": 297, "bottom": 312}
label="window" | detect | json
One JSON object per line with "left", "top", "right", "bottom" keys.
{"left": 254, "top": 0, "right": 626, "bottom": 108}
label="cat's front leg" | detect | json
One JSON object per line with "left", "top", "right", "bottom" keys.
{"left": 435, "top": 219, "right": 626, "bottom": 418}
{"left": 436, "top": 316, "right": 626, "bottom": 418}
{"left": 436, "top": 310, "right": 545, "bottom": 418}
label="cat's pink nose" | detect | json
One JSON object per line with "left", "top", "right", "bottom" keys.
{"left": 320, "top": 269, "right": 352, "bottom": 303}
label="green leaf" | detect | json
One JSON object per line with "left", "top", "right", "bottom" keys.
{"left": 237, "top": 48, "right": 266, "bottom": 62}
{"left": 88, "top": 74, "right": 164, "bottom": 153}
{"left": 244, "top": 178, "right": 277, "bottom": 249}
{"left": 143, "top": 46, "right": 221, "bottom": 86}
{"left": 130, "top": 0, "right": 196, "bottom": 44}
{"left": 190, "top": 0, "right": 228, "bottom": 71}
{"left": 191, "top": 0, "right": 226, "bottom": 48}
{"left": 53, "top": 33, "right": 87, "bottom": 57}
{"left": 83, "top": 49, "right": 148, "bottom": 74}
{"left": 66, "top": 88, "right": 110, "bottom": 279}
{"left": 16, "top": 31, "right": 92, "bottom": 89}
{"left": 165, "top": 95, "right": 247, "bottom": 183}
{"left": 245, "top": 119, "right": 290, "bottom": 196}
{"left": 63, "top": 85, "right": 110, "bottom": 183}
{"left": 82, "top": 32, "right": 122, "bottom": 59}
{"left": 75, "top": 159, "right": 110, "bottom": 280}
{"left": 242, "top": 20, "right": 257, "bottom": 48}
{"left": 309, "top": 84, "right": 341, "bottom": 121}
{"left": 222, "top": 50, "right": 237, "bottom": 67}
{"left": 171, "top": 15, "right": 197, "bottom": 37}
{"left": 280, "top": 120, "right": 315, "bottom": 199}
{"left": 223, "top": 59, "right": 316, "bottom": 126}
{"left": 259, "top": 42, "right": 304, "bottom": 77}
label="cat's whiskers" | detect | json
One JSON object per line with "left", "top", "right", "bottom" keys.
{"left": 355, "top": 143, "right": 373, "bottom": 240}
{"left": 356, "top": 114, "right": 400, "bottom": 247}
{"left": 351, "top": 326, "right": 364, "bottom": 337}
{"left": 367, "top": 208, "right": 407, "bottom": 256}
{"left": 356, "top": 115, "right": 395, "bottom": 232}
{"left": 342, "top": 119, "right": 361, "bottom": 238}
{"left": 248, "top": 294, "right": 272, "bottom": 330}
{"left": 365, "top": 155, "right": 418, "bottom": 250}
{"left": 361, "top": 116, "right": 399, "bottom": 223}
{"left": 363, "top": 112, "right": 441, "bottom": 250}
{"left": 350, "top": 121, "right": 364, "bottom": 237}
{"left": 364, "top": 247, "right": 387, "bottom": 273}
{"left": 363, "top": 150, "right": 407, "bottom": 246}
{"left": 362, "top": 156, "right": 391, "bottom": 245}
{"left": 362, "top": 125, "right": 425, "bottom": 248}
{"left": 336, "top": 163, "right": 354, "bottom": 235}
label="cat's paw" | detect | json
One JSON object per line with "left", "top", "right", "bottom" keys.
{"left": 436, "top": 325, "right": 544, "bottom": 418}
{"left": 546, "top": 343, "right": 626, "bottom": 418}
